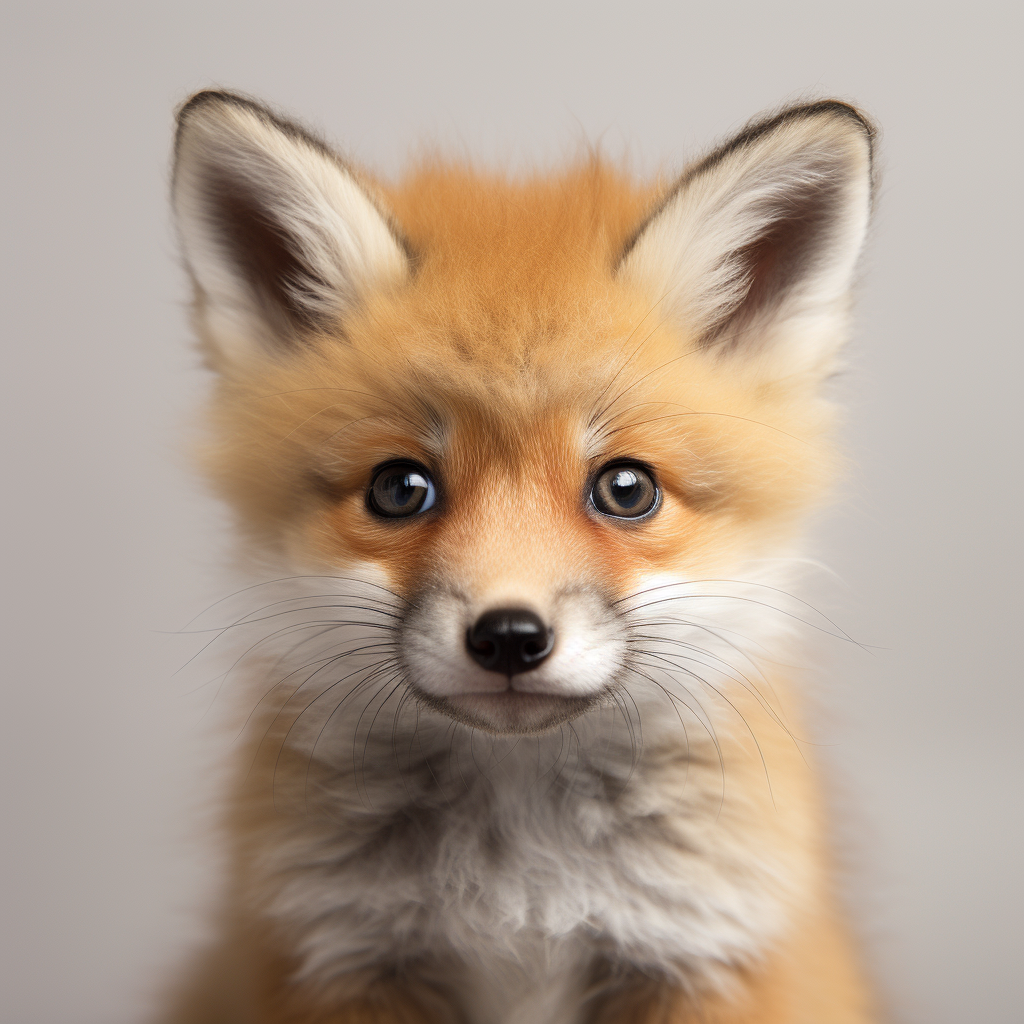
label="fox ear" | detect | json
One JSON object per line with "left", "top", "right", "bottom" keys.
{"left": 172, "top": 91, "right": 409, "bottom": 367}
{"left": 619, "top": 101, "right": 874, "bottom": 380}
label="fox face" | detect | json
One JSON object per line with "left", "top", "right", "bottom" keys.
{"left": 174, "top": 93, "right": 871, "bottom": 739}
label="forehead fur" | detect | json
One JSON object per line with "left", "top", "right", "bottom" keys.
{"left": 388, "top": 160, "right": 654, "bottom": 309}
{"left": 356, "top": 161, "right": 664, "bottom": 399}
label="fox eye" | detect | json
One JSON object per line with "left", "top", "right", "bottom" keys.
{"left": 368, "top": 462, "right": 436, "bottom": 518}
{"left": 591, "top": 463, "right": 659, "bottom": 519}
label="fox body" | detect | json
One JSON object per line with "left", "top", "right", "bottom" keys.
{"left": 167, "top": 92, "right": 876, "bottom": 1023}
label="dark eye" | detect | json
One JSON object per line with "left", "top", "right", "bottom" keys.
{"left": 591, "top": 463, "right": 659, "bottom": 519}
{"left": 367, "top": 462, "right": 437, "bottom": 518}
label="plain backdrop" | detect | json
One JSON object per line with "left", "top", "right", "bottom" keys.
{"left": 2, "top": 2, "right": 1021, "bottom": 1022}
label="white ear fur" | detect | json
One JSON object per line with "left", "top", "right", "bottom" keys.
{"left": 172, "top": 91, "right": 409, "bottom": 367}
{"left": 619, "top": 102, "right": 874, "bottom": 381}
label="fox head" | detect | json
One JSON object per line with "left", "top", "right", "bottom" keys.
{"left": 173, "top": 92, "right": 872, "bottom": 737}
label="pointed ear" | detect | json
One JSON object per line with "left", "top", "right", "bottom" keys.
{"left": 172, "top": 91, "right": 410, "bottom": 368}
{"left": 618, "top": 101, "right": 874, "bottom": 380}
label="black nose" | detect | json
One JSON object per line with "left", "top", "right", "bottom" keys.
{"left": 466, "top": 608, "right": 555, "bottom": 675}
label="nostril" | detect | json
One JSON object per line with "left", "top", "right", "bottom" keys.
{"left": 466, "top": 608, "right": 555, "bottom": 676}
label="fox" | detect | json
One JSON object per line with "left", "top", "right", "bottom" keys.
{"left": 164, "top": 90, "right": 877, "bottom": 1024}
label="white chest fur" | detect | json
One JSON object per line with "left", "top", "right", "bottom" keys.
{"left": 257, "top": 701, "right": 792, "bottom": 1024}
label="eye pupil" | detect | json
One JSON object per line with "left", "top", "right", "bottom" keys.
{"left": 592, "top": 463, "right": 659, "bottom": 520}
{"left": 369, "top": 462, "right": 436, "bottom": 518}
{"left": 610, "top": 470, "right": 642, "bottom": 508}
{"left": 391, "top": 474, "right": 419, "bottom": 508}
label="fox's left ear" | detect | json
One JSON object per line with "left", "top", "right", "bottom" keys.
{"left": 172, "top": 91, "right": 410, "bottom": 369}
{"left": 619, "top": 101, "right": 874, "bottom": 381}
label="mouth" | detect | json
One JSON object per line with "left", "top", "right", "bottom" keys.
{"left": 412, "top": 686, "right": 603, "bottom": 735}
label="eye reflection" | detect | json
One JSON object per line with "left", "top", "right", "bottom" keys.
{"left": 368, "top": 462, "right": 436, "bottom": 518}
{"left": 591, "top": 463, "right": 659, "bottom": 519}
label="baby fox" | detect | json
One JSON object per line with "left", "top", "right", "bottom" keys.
{"left": 166, "top": 91, "right": 876, "bottom": 1023}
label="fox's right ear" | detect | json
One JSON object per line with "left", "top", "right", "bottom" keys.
{"left": 172, "top": 91, "right": 409, "bottom": 369}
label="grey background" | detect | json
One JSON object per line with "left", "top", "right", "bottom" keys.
{"left": 3, "top": 2, "right": 1020, "bottom": 1021}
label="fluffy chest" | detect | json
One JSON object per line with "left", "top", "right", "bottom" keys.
{"left": 261, "top": 723, "right": 791, "bottom": 1021}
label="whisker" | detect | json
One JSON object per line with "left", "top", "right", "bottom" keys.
{"left": 562, "top": 722, "right": 584, "bottom": 803}
{"left": 451, "top": 723, "right": 474, "bottom": 795}
{"left": 601, "top": 410, "right": 817, "bottom": 447}
{"left": 537, "top": 725, "right": 569, "bottom": 797}
{"left": 625, "top": 664, "right": 725, "bottom": 814}
{"left": 625, "top": 632, "right": 788, "bottom": 733}
{"left": 615, "top": 577, "right": 865, "bottom": 648}
{"left": 173, "top": 598, "right": 399, "bottom": 676}
{"left": 267, "top": 655, "right": 398, "bottom": 800}
{"left": 634, "top": 652, "right": 776, "bottom": 808}
{"left": 624, "top": 592, "right": 862, "bottom": 647}
{"left": 354, "top": 674, "right": 407, "bottom": 811}
{"left": 389, "top": 689, "right": 421, "bottom": 803}
{"left": 238, "top": 630, "right": 396, "bottom": 740}
{"left": 631, "top": 666, "right": 691, "bottom": 791}
{"left": 609, "top": 691, "right": 641, "bottom": 789}
{"left": 414, "top": 716, "right": 456, "bottom": 812}
{"left": 593, "top": 350, "right": 705, "bottom": 427}
{"left": 588, "top": 292, "right": 678, "bottom": 420}
{"left": 211, "top": 620, "right": 394, "bottom": 716}
{"left": 175, "top": 574, "right": 403, "bottom": 631}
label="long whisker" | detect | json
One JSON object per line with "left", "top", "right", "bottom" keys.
{"left": 625, "top": 632, "right": 788, "bottom": 733}
{"left": 175, "top": 575, "right": 403, "bottom": 631}
{"left": 267, "top": 654, "right": 398, "bottom": 800}
{"left": 177, "top": 602, "right": 402, "bottom": 639}
{"left": 172, "top": 589, "right": 401, "bottom": 675}
{"left": 354, "top": 673, "right": 407, "bottom": 811}
{"left": 608, "top": 689, "right": 642, "bottom": 790}
{"left": 634, "top": 652, "right": 776, "bottom": 807}
{"left": 239, "top": 632, "right": 397, "bottom": 740}
{"left": 197, "top": 618, "right": 394, "bottom": 714}
{"left": 624, "top": 592, "right": 863, "bottom": 647}
{"left": 615, "top": 577, "right": 865, "bottom": 647}
{"left": 629, "top": 665, "right": 691, "bottom": 791}
{"left": 625, "top": 664, "right": 726, "bottom": 814}
{"left": 588, "top": 292, "right": 678, "bottom": 419}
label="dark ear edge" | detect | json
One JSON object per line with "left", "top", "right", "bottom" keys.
{"left": 174, "top": 89, "right": 337, "bottom": 170}
{"left": 171, "top": 90, "right": 415, "bottom": 342}
{"left": 174, "top": 89, "right": 414, "bottom": 260}
{"left": 617, "top": 100, "right": 877, "bottom": 269}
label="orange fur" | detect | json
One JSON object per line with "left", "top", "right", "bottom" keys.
{"left": 167, "top": 93, "right": 877, "bottom": 1023}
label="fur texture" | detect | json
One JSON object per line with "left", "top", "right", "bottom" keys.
{"left": 164, "top": 91, "right": 877, "bottom": 1023}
